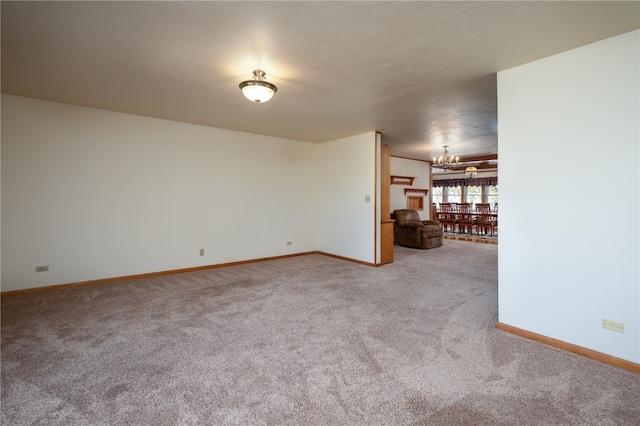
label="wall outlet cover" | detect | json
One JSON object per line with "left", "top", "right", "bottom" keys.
{"left": 602, "top": 319, "right": 624, "bottom": 333}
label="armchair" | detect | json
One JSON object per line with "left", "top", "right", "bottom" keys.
{"left": 392, "top": 209, "right": 443, "bottom": 249}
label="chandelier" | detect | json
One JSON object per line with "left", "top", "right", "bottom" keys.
{"left": 239, "top": 69, "right": 278, "bottom": 104}
{"left": 432, "top": 145, "right": 459, "bottom": 170}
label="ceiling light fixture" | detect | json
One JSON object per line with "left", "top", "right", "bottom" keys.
{"left": 239, "top": 69, "right": 278, "bottom": 104}
{"left": 465, "top": 166, "right": 478, "bottom": 178}
{"left": 432, "top": 145, "right": 459, "bottom": 170}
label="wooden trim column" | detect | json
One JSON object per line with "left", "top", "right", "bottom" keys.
{"left": 380, "top": 143, "right": 394, "bottom": 265}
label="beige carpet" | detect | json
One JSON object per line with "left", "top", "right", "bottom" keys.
{"left": 2, "top": 240, "right": 638, "bottom": 425}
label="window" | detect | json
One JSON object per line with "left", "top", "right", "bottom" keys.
{"left": 431, "top": 186, "right": 443, "bottom": 206}
{"left": 467, "top": 185, "right": 482, "bottom": 206}
{"left": 488, "top": 185, "right": 498, "bottom": 208}
{"left": 433, "top": 177, "right": 498, "bottom": 208}
{"left": 447, "top": 186, "right": 461, "bottom": 204}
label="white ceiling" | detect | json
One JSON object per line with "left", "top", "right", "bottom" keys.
{"left": 2, "top": 1, "right": 638, "bottom": 162}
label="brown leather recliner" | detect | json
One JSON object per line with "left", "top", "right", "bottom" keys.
{"left": 393, "top": 209, "right": 443, "bottom": 249}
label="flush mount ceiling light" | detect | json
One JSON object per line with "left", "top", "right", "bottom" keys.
{"left": 432, "top": 145, "right": 459, "bottom": 171}
{"left": 239, "top": 69, "right": 278, "bottom": 104}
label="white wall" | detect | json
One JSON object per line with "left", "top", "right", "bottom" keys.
{"left": 390, "top": 156, "right": 431, "bottom": 220}
{"left": 1, "top": 95, "right": 319, "bottom": 291}
{"left": 317, "top": 132, "right": 377, "bottom": 264}
{"left": 498, "top": 30, "right": 639, "bottom": 363}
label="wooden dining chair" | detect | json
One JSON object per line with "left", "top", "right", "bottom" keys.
{"left": 492, "top": 203, "right": 498, "bottom": 230}
{"left": 438, "top": 203, "right": 457, "bottom": 233}
{"left": 476, "top": 203, "right": 495, "bottom": 237}
{"left": 456, "top": 203, "right": 474, "bottom": 234}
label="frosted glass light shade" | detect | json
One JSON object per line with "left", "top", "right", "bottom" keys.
{"left": 239, "top": 81, "right": 277, "bottom": 104}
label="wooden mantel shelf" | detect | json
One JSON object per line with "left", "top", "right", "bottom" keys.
{"left": 391, "top": 175, "right": 416, "bottom": 185}
{"left": 404, "top": 188, "right": 429, "bottom": 196}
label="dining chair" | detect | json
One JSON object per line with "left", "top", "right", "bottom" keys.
{"left": 476, "top": 203, "right": 495, "bottom": 237}
{"left": 438, "top": 203, "right": 457, "bottom": 233}
{"left": 456, "top": 203, "right": 474, "bottom": 234}
{"left": 493, "top": 203, "right": 498, "bottom": 229}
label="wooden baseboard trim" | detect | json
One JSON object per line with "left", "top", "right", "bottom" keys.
{"left": 316, "top": 251, "right": 376, "bottom": 267}
{"left": 496, "top": 322, "right": 640, "bottom": 374}
{"left": 0, "top": 252, "right": 319, "bottom": 298}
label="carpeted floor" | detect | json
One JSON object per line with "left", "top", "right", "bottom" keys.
{"left": 2, "top": 240, "right": 638, "bottom": 425}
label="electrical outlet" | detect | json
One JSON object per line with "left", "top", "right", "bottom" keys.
{"left": 286, "top": 241, "right": 292, "bottom": 246}
{"left": 602, "top": 319, "right": 624, "bottom": 333}
{"left": 35, "top": 265, "right": 49, "bottom": 272}
{"left": 199, "top": 248, "right": 205, "bottom": 256}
